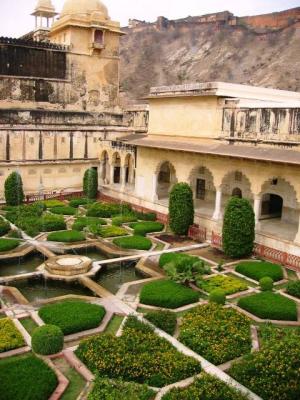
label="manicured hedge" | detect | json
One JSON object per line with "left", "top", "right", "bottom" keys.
{"left": 179, "top": 304, "right": 251, "bottom": 365}
{"left": 260, "top": 277, "right": 274, "bottom": 291}
{"left": 230, "top": 332, "right": 300, "bottom": 400}
{"left": 39, "top": 214, "right": 67, "bottom": 232}
{"left": 197, "top": 275, "right": 248, "bottom": 295}
{"left": 135, "top": 211, "right": 157, "bottom": 221}
{"left": 0, "top": 218, "right": 10, "bottom": 236}
{"left": 235, "top": 261, "right": 283, "bottom": 282}
{"left": 47, "top": 230, "right": 86, "bottom": 243}
{"left": 87, "top": 202, "right": 132, "bottom": 218}
{"left": 209, "top": 289, "right": 226, "bottom": 305}
{"left": 140, "top": 280, "right": 199, "bottom": 309}
{"left": 238, "top": 292, "right": 297, "bottom": 321}
{"left": 32, "top": 324, "right": 64, "bottom": 355}
{"left": 145, "top": 310, "right": 177, "bottom": 335}
{"left": 129, "top": 221, "right": 164, "bottom": 236}
{"left": 50, "top": 206, "right": 77, "bottom": 215}
{"left": 0, "top": 238, "right": 20, "bottom": 252}
{"left": 0, "top": 354, "right": 58, "bottom": 400}
{"left": 88, "top": 378, "right": 155, "bottom": 400}
{"left": 93, "top": 225, "right": 129, "bottom": 238}
{"left": 286, "top": 280, "right": 300, "bottom": 298}
{"left": 169, "top": 183, "right": 194, "bottom": 235}
{"left": 43, "top": 200, "right": 65, "bottom": 208}
{"left": 162, "top": 373, "right": 249, "bottom": 400}
{"left": 113, "top": 235, "right": 152, "bottom": 250}
{"left": 38, "top": 300, "right": 106, "bottom": 335}
{"left": 222, "top": 197, "right": 255, "bottom": 258}
{"left": 76, "top": 316, "right": 201, "bottom": 387}
{"left": 112, "top": 214, "right": 138, "bottom": 226}
{"left": 69, "top": 198, "right": 89, "bottom": 208}
{"left": 0, "top": 318, "right": 25, "bottom": 353}
{"left": 72, "top": 216, "right": 106, "bottom": 231}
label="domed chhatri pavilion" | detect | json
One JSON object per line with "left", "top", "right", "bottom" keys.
{"left": 1, "top": 0, "right": 300, "bottom": 265}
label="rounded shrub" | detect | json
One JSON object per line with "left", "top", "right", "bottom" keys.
{"left": 69, "top": 198, "right": 89, "bottom": 208}
{"left": 113, "top": 235, "right": 152, "bottom": 250}
{"left": 32, "top": 324, "right": 64, "bottom": 355}
{"left": 129, "top": 221, "right": 164, "bottom": 236}
{"left": 169, "top": 183, "right": 194, "bottom": 235}
{"left": 0, "top": 238, "right": 20, "bottom": 252}
{"left": 286, "top": 280, "right": 300, "bottom": 299}
{"left": 4, "top": 172, "right": 24, "bottom": 206}
{"left": 209, "top": 289, "right": 226, "bottom": 305}
{"left": 260, "top": 277, "right": 274, "bottom": 291}
{"left": 222, "top": 197, "right": 255, "bottom": 258}
{"left": 0, "top": 218, "right": 10, "bottom": 236}
{"left": 83, "top": 168, "right": 98, "bottom": 199}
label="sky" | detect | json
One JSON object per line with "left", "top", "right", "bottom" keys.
{"left": 0, "top": 0, "right": 299, "bottom": 37}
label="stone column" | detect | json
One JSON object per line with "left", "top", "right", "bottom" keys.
{"left": 294, "top": 211, "right": 300, "bottom": 245}
{"left": 109, "top": 164, "right": 114, "bottom": 185}
{"left": 152, "top": 173, "right": 158, "bottom": 202}
{"left": 98, "top": 161, "right": 104, "bottom": 185}
{"left": 254, "top": 195, "right": 262, "bottom": 229}
{"left": 120, "top": 166, "right": 126, "bottom": 190}
{"left": 212, "top": 188, "right": 222, "bottom": 221}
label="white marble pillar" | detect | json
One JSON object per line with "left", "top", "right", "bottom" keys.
{"left": 109, "top": 164, "right": 114, "bottom": 185}
{"left": 120, "top": 166, "right": 126, "bottom": 190}
{"left": 98, "top": 161, "right": 104, "bottom": 185}
{"left": 152, "top": 173, "right": 158, "bottom": 202}
{"left": 212, "top": 188, "right": 222, "bottom": 221}
{"left": 254, "top": 195, "right": 262, "bottom": 229}
{"left": 294, "top": 212, "right": 300, "bottom": 244}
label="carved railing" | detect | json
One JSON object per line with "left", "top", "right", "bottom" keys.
{"left": 188, "top": 224, "right": 207, "bottom": 242}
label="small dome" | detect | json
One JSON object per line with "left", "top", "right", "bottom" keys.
{"left": 36, "top": 0, "right": 54, "bottom": 7}
{"left": 61, "top": 0, "right": 109, "bottom": 19}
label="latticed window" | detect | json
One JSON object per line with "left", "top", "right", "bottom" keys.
{"left": 235, "top": 171, "right": 242, "bottom": 182}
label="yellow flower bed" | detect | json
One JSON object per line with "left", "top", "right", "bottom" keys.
{"left": 0, "top": 318, "right": 25, "bottom": 353}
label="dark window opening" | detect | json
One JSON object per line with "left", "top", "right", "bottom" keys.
{"left": 196, "top": 179, "right": 206, "bottom": 200}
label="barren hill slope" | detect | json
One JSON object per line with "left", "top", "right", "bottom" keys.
{"left": 120, "top": 21, "right": 300, "bottom": 102}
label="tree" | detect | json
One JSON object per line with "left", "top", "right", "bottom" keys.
{"left": 4, "top": 171, "right": 24, "bottom": 206}
{"left": 83, "top": 168, "right": 98, "bottom": 199}
{"left": 169, "top": 182, "right": 194, "bottom": 235}
{"left": 222, "top": 197, "right": 255, "bottom": 258}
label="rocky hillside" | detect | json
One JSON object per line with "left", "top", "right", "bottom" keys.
{"left": 120, "top": 16, "right": 300, "bottom": 102}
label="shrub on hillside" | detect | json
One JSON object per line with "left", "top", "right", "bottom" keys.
{"left": 236, "top": 261, "right": 283, "bottom": 282}
{"left": 222, "top": 197, "right": 255, "bottom": 258}
{"left": 38, "top": 301, "right": 106, "bottom": 335}
{"left": 0, "top": 354, "right": 58, "bottom": 400}
{"left": 4, "top": 172, "right": 24, "bottom": 206}
{"left": 140, "top": 280, "right": 199, "bottom": 309}
{"left": 169, "top": 183, "right": 194, "bottom": 235}
{"left": 238, "top": 292, "right": 297, "bottom": 321}
{"left": 286, "top": 280, "right": 300, "bottom": 298}
{"left": 145, "top": 310, "right": 177, "bottom": 335}
{"left": 113, "top": 235, "right": 152, "bottom": 250}
{"left": 32, "top": 324, "right": 64, "bottom": 355}
{"left": 47, "top": 230, "right": 85, "bottom": 243}
{"left": 129, "top": 221, "right": 164, "bottom": 236}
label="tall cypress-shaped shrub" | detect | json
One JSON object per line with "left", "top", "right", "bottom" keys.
{"left": 222, "top": 197, "right": 255, "bottom": 258}
{"left": 83, "top": 168, "right": 98, "bottom": 199}
{"left": 4, "top": 171, "right": 24, "bottom": 206}
{"left": 169, "top": 183, "right": 194, "bottom": 235}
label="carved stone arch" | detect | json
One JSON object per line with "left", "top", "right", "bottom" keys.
{"left": 155, "top": 160, "right": 178, "bottom": 200}
{"left": 221, "top": 170, "right": 253, "bottom": 200}
{"left": 260, "top": 177, "right": 298, "bottom": 209}
{"left": 188, "top": 165, "right": 216, "bottom": 201}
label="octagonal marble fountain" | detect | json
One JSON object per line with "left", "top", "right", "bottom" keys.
{"left": 45, "top": 255, "right": 93, "bottom": 277}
